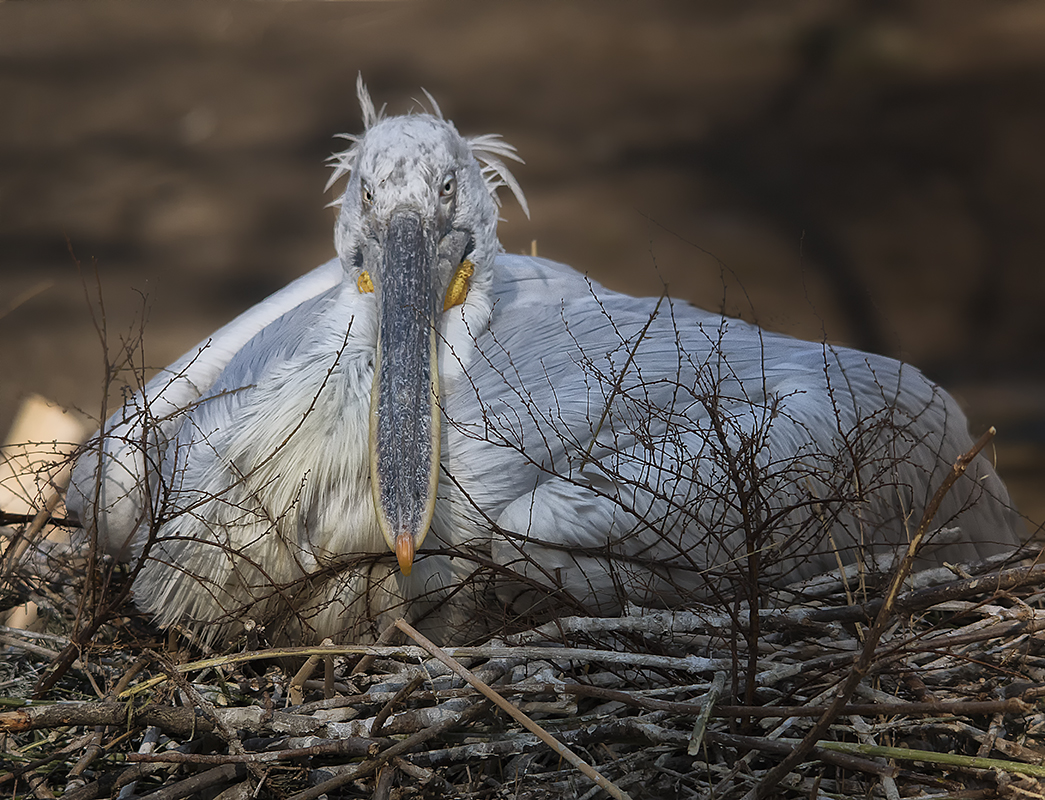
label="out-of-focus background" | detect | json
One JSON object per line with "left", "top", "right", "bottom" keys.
{"left": 1, "top": 1, "right": 1042, "bottom": 525}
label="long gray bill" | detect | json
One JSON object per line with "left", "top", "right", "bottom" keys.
{"left": 369, "top": 210, "right": 440, "bottom": 575}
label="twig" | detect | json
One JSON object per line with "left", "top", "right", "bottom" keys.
{"left": 395, "top": 617, "right": 634, "bottom": 800}
{"left": 324, "top": 651, "right": 334, "bottom": 699}
{"left": 0, "top": 510, "right": 80, "bottom": 528}
{"left": 392, "top": 757, "right": 455, "bottom": 794}
{"left": 289, "top": 643, "right": 329, "bottom": 707}
{"left": 373, "top": 761, "right": 396, "bottom": 800}
{"left": 579, "top": 292, "right": 665, "bottom": 469}
{"left": 542, "top": 683, "right": 1031, "bottom": 720}
{"left": 0, "top": 634, "right": 107, "bottom": 677}
{"left": 908, "top": 616, "right": 1045, "bottom": 652}
{"left": 65, "top": 729, "right": 105, "bottom": 795}
{"left": 117, "top": 725, "right": 160, "bottom": 800}
{"left": 820, "top": 741, "right": 1045, "bottom": 778}
{"left": 1, "top": 702, "right": 267, "bottom": 738}
{"left": 118, "top": 643, "right": 720, "bottom": 698}
{"left": 689, "top": 672, "right": 724, "bottom": 755}
{"left": 851, "top": 715, "right": 901, "bottom": 800}
{"left": 708, "top": 731, "right": 897, "bottom": 779}
{"left": 371, "top": 673, "right": 424, "bottom": 736}
{"left": 0, "top": 279, "right": 54, "bottom": 320}
{"left": 129, "top": 764, "right": 247, "bottom": 800}
{"left": 127, "top": 738, "right": 386, "bottom": 764}
{"left": 712, "top": 697, "right": 1030, "bottom": 719}
{"left": 26, "top": 770, "right": 57, "bottom": 799}
{"left": 351, "top": 618, "right": 400, "bottom": 675}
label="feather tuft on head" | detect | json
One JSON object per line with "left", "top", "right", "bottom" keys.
{"left": 356, "top": 72, "right": 381, "bottom": 130}
{"left": 468, "top": 133, "right": 529, "bottom": 218}
{"left": 326, "top": 78, "right": 527, "bottom": 216}
{"left": 325, "top": 75, "right": 384, "bottom": 191}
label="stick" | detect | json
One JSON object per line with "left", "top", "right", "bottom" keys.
{"left": 118, "top": 642, "right": 719, "bottom": 698}
{"left": 127, "top": 738, "right": 384, "bottom": 764}
{"left": 533, "top": 683, "right": 1031, "bottom": 720}
{"left": 128, "top": 764, "right": 247, "bottom": 800}
{"left": 371, "top": 673, "right": 424, "bottom": 736}
{"left": 688, "top": 672, "right": 725, "bottom": 755}
{"left": 708, "top": 731, "right": 897, "bottom": 779}
{"left": 820, "top": 741, "right": 1045, "bottom": 778}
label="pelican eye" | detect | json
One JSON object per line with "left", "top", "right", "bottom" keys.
{"left": 361, "top": 181, "right": 374, "bottom": 206}
{"left": 439, "top": 174, "right": 457, "bottom": 200}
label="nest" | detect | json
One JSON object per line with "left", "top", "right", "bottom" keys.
{"left": 2, "top": 526, "right": 1045, "bottom": 800}
{"left": 0, "top": 403, "right": 1041, "bottom": 798}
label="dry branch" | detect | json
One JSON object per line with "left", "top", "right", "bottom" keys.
{"left": 820, "top": 740, "right": 1045, "bottom": 779}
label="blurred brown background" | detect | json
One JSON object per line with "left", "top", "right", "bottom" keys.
{"left": 1, "top": 1, "right": 1042, "bottom": 524}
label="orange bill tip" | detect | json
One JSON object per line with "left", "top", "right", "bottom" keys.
{"left": 395, "top": 534, "right": 415, "bottom": 576}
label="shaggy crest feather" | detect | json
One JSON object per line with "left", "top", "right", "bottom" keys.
{"left": 418, "top": 87, "right": 444, "bottom": 121}
{"left": 468, "top": 134, "right": 529, "bottom": 218}
{"left": 356, "top": 72, "right": 382, "bottom": 131}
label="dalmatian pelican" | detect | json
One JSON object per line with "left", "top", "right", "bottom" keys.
{"left": 67, "top": 79, "right": 1023, "bottom": 645}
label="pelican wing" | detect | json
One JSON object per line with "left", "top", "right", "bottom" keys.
{"left": 67, "top": 260, "right": 344, "bottom": 556}
{"left": 436, "top": 255, "right": 1022, "bottom": 623}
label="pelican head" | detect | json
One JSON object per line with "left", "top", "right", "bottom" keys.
{"left": 331, "top": 78, "right": 526, "bottom": 575}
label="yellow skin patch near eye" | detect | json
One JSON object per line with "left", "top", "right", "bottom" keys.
{"left": 358, "top": 260, "right": 473, "bottom": 308}
{"left": 443, "top": 260, "right": 474, "bottom": 311}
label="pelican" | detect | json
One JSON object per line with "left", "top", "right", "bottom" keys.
{"left": 68, "top": 79, "right": 1022, "bottom": 645}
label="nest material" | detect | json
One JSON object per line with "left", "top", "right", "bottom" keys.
{"left": 2, "top": 537, "right": 1045, "bottom": 800}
